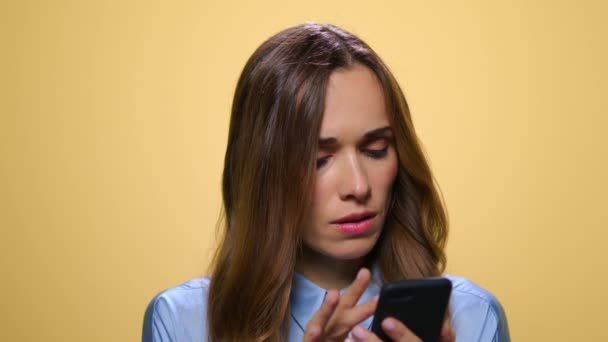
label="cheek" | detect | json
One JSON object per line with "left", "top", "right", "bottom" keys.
{"left": 372, "top": 155, "right": 399, "bottom": 192}
{"left": 311, "top": 177, "right": 332, "bottom": 220}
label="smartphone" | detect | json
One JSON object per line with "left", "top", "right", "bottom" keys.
{"left": 370, "top": 277, "right": 452, "bottom": 342}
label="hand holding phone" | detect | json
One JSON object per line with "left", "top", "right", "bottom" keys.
{"left": 370, "top": 277, "right": 452, "bottom": 342}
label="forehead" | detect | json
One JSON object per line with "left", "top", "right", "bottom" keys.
{"left": 320, "top": 63, "right": 389, "bottom": 138}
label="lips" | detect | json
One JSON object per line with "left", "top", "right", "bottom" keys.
{"left": 331, "top": 211, "right": 377, "bottom": 224}
{"left": 331, "top": 211, "right": 377, "bottom": 235}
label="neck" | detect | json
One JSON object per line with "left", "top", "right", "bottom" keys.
{"left": 295, "top": 245, "right": 370, "bottom": 290}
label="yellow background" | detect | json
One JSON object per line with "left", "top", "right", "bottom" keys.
{"left": 2, "top": 0, "right": 607, "bottom": 341}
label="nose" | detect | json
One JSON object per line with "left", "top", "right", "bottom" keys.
{"left": 339, "top": 152, "right": 371, "bottom": 203}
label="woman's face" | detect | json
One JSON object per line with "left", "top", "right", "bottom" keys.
{"left": 303, "top": 63, "right": 398, "bottom": 261}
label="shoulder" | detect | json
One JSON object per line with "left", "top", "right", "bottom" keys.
{"left": 142, "top": 276, "right": 211, "bottom": 342}
{"left": 444, "top": 275, "right": 511, "bottom": 342}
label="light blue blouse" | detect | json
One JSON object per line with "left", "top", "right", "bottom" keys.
{"left": 143, "top": 267, "right": 510, "bottom": 341}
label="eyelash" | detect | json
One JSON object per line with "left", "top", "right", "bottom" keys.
{"left": 365, "top": 146, "right": 389, "bottom": 159}
{"left": 316, "top": 146, "right": 389, "bottom": 169}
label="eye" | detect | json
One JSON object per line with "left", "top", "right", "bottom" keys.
{"left": 363, "top": 139, "right": 390, "bottom": 159}
{"left": 316, "top": 156, "right": 330, "bottom": 169}
{"left": 365, "top": 145, "right": 389, "bottom": 159}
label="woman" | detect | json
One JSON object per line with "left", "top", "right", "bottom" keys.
{"left": 143, "top": 23, "right": 510, "bottom": 342}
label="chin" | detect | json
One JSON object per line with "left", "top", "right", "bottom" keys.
{"left": 321, "top": 236, "right": 379, "bottom": 261}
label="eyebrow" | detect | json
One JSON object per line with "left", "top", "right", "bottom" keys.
{"left": 318, "top": 126, "right": 393, "bottom": 148}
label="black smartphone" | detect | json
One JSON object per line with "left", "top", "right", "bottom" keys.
{"left": 370, "top": 277, "right": 452, "bottom": 342}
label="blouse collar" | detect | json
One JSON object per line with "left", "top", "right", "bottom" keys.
{"left": 289, "top": 264, "right": 384, "bottom": 331}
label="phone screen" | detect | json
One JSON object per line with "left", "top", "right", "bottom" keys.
{"left": 370, "top": 277, "right": 452, "bottom": 342}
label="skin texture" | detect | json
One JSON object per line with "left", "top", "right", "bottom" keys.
{"left": 297, "top": 64, "right": 456, "bottom": 341}
{"left": 296, "top": 63, "right": 398, "bottom": 290}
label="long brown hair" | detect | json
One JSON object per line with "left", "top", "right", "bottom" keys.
{"left": 208, "top": 22, "right": 448, "bottom": 341}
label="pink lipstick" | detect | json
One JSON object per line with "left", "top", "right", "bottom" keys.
{"left": 331, "top": 211, "right": 377, "bottom": 235}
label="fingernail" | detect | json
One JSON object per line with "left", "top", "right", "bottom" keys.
{"left": 356, "top": 269, "right": 365, "bottom": 280}
{"left": 352, "top": 325, "right": 368, "bottom": 339}
{"left": 308, "top": 325, "right": 320, "bottom": 339}
{"left": 326, "top": 290, "right": 338, "bottom": 303}
{"left": 373, "top": 294, "right": 379, "bottom": 302}
{"left": 382, "top": 318, "right": 396, "bottom": 332}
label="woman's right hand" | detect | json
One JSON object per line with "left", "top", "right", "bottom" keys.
{"left": 302, "top": 268, "right": 456, "bottom": 342}
{"left": 302, "top": 268, "right": 379, "bottom": 342}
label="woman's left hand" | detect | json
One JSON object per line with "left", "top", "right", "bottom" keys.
{"left": 346, "top": 318, "right": 455, "bottom": 342}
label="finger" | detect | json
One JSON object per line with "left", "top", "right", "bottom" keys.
{"left": 339, "top": 294, "right": 379, "bottom": 329}
{"left": 303, "top": 290, "right": 339, "bottom": 341}
{"left": 350, "top": 325, "right": 384, "bottom": 342}
{"left": 381, "top": 317, "right": 422, "bottom": 342}
{"left": 302, "top": 324, "right": 321, "bottom": 342}
{"left": 339, "top": 268, "right": 372, "bottom": 309}
{"left": 439, "top": 319, "right": 455, "bottom": 342}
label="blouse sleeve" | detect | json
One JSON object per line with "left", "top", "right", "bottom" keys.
{"left": 142, "top": 294, "right": 177, "bottom": 342}
{"left": 488, "top": 294, "right": 510, "bottom": 342}
{"left": 142, "top": 277, "right": 211, "bottom": 342}
{"left": 447, "top": 275, "right": 511, "bottom": 342}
